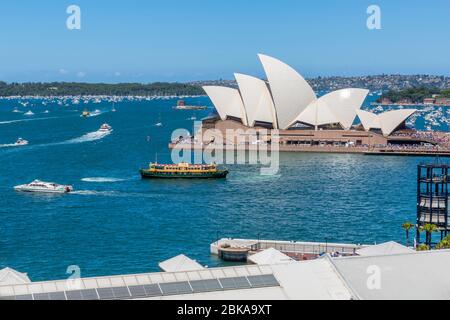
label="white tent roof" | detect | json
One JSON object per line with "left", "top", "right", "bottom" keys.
{"left": 248, "top": 248, "right": 295, "bottom": 265}
{"left": 258, "top": 54, "right": 317, "bottom": 130}
{"left": 234, "top": 73, "right": 278, "bottom": 128}
{"left": 356, "top": 241, "right": 414, "bottom": 257}
{"left": 158, "top": 254, "right": 205, "bottom": 273}
{"left": 0, "top": 267, "right": 31, "bottom": 285}
{"left": 202, "top": 86, "right": 248, "bottom": 126}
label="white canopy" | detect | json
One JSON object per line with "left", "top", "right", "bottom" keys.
{"left": 158, "top": 254, "right": 205, "bottom": 272}
{"left": 0, "top": 267, "right": 31, "bottom": 285}
{"left": 248, "top": 248, "right": 294, "bottom": 265}
{"left": 356, "top": 241, "right": 414, "bottom": 257}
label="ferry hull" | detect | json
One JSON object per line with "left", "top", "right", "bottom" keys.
{"left": 140, "top": 169, "right": 228, "bottom": 179}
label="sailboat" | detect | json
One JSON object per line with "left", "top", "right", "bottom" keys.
{"left": 155, "top": 113, "right": 163, "bottom": 127}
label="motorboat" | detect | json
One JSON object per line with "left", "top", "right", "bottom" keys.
{"left": 14, "top": 180, "right": 73, "bottom": 194}
{"left": 155, "top": 122, "right": 163, "bottom": 127}
{"left": 14, "top": 138, "right": 29, "bottom": 146}
{"left": 82, "top": 110, "right": 90, "bottom": 117}
{"left": 24, "top": 110, "right": 34, "bottom": 116}
{"left": 99, "top": 123, "right": 113, "bottom": 132}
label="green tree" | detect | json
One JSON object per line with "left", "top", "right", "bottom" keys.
{"left": 402, "top": 222, "right": 414, "bottom": 247}
{"left": 420, "top": 224, "right": 439, "bottom": 247}
{"left": 436, "top": 235, "right": 450, "bottom": 250}
{"left": 417, "top": 244, "right": 430, "bottom": 251}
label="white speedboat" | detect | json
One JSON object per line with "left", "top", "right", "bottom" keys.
{"left": 99, "top": 123, "right": 113, "bottom": 132}
{"left": 14, "top": 180, "right": 73, "bottom": 194}
{"left": 155, "top": 122, "right": 163, "bottom": 127}
{"left": 24, "top": 110, "right": 34, "bottom": 116}
{"left": 14, "top": 138, "right": 29, "bottom": 146}
{"left": 12, "top": 108, "right": 21, "bottom": 113}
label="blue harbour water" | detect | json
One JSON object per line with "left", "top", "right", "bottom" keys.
{"left": 0, "top": 95, "right": 449, "bottom": 281}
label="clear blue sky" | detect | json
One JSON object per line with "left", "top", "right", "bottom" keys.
{"left": 0, "top": 0, "right": 449, "bottom": 82}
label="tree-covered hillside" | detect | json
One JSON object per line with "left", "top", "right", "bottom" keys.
{"left": 0, "top": 81, "right": 205, "bottom": 97}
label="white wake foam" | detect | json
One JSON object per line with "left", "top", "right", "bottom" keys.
{"left": 0, "top": 143, "right": 21, "bottom": 148}
{"left": 0, "top": 117, "right": 57, "bottom": 125}
{"left": 70, "top": 190, "right": 154, "bottom": 198}
{"left": 64, "top": 130, "right": 111, "bottom": 144}
{"left": 81, "top": 177, "right": 125, "bottom": 183}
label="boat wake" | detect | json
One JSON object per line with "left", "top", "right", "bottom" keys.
{"left": 0, "top": 117, "right": 57, "bottom": 125}
{"left": 70, "top": 190, "right": 155, "bottom": 198}
{"left": 0, "top": 143, "right": 20, "bottom": 148}
{"left": 1, "top": 130, "right": 112, "bottom": 153}
{"left": 63, "top": 130, "right": 112, "bottom": 145}
{"left": 81, "top": 177, "right": 126, "bottom": 183}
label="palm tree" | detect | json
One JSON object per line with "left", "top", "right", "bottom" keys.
{"left": 402, "top": 222, "right": 414, "bottom": 247}
{"left": 417, "top": 244, "right": 430, "bottom": 251}
{"left": 420, "top": 224, "right": 439, "bottom": 247}
{"left": 436, "top": 235, "right": 450, "bottom": 250}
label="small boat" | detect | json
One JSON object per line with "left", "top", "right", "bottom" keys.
{"left": 24, "top": 110, "right": 34, "bottom": 116}
{"left": 12, "top": 108, "right": 21, "bottom": 113}
{"left": 140, "top": 162, "right": 229, "bottom": 179}
{"left": 14, "top": 138, "right": 29, "bottom": 146}
{"left": 173, "top": 100, "right": 207, "bottom": 110}
{"left": 81, "top": 110, "right": 90, "bottom": 117}
{"left": 14, "top": 180, "right": 73, "bottom": 194}
{"left": 155, "top": 122, "right": 163, "bottom": 127}
{"left": 99, "top": 123, "right": 113, "bottom": 132}
{"left": 111, "top": 107, "right": 117, "bottom": 112}
{"left": 43, "top": 110, "right": 50, "bottom": 114}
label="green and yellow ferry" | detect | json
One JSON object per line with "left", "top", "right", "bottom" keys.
{"left": 140, "top": 162, "right": 229, "bottom": 179}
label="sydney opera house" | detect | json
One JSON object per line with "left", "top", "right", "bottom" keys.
{"left": 173, "top": 54, "right": 450, "bottom": 156}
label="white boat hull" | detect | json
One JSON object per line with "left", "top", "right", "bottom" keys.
{"left": 14, "top": 187, "right": 71, "bottom": 194}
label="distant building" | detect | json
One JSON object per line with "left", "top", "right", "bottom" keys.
{"left": 381, "top": 97, "right": 392, "bottom": 105}
{"left": 423, "top": 98, "right": 436, "bottom": 105}
{"left": 435, "top": 97, "right": 450, "bottom": 106}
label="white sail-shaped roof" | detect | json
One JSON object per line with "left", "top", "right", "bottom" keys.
{"left": 292, "top": 100, "right": 340, "bottom": 127}
{"left": 379, "top": 109, "right": 417, "bottom": 136}
{"left": 234, "top": 73, "right": 278, "bottom": 128}
{"left": 356, "top": 109, "right": 380, "bottom": 131}
{"left": 289, "top": 89, "right": 369, "bottom": 129}
{"left": 319, "top": 89, "right": 369, "bottom": 129}
{"left": 258, "top": 54, "right": 317, "bottom": 129}
{"left": 203, "top": 86, "right": 248, "bottom": 126}
{"left": 356, "top": 109, "right": 417, "bottom": 136}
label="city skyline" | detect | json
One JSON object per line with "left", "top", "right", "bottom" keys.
{"left": 0, "top": 0, "right": 449, "bottom": 82}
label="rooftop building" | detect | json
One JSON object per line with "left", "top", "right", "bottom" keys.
{"left": 1, "top": 245, "right": 449, "bottom": 300}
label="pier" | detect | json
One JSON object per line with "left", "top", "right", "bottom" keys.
{"left": 211, "top": 238, "right": 366, "bottom": 262}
